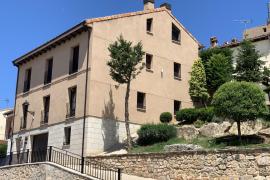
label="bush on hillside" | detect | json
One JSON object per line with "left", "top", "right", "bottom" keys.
{"left": 198, "top": 107, "right": 214, "bottom": 122}
{"left": 137, "top": 124, "right": 177, "bottom": 146}
{"left": 176, "top": 108, "right": 199, "bottom": 123}
{"left": 160, "top": 112, "right": 173, "bottom": 123}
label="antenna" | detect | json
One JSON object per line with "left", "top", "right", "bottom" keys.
{"left": 0, "top": 98, "right": 9, "bottom": 108}
{"left": 233, "top": 19, "right": 252, "bottom": 30}
{"left": 267, "top": 2, "right": 270, "bottom": 24}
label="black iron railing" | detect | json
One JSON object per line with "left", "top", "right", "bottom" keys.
{"left": 0, "top": 147, "right": 121, "bottom": 180}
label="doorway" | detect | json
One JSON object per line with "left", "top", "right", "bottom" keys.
{"left": 31, "top": 133, "right": 48, "bottom": 162}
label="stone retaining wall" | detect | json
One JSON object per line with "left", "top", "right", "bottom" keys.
{"left": 0, "top": 162, "right": 93, "bottom": 180}
{"left": 88, "top": 148, "right": 270, "bottom": 180}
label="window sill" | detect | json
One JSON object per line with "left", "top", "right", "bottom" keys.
{"left": 172, "top": 40, "right": 181, "bottom": 45}
{"left": 66, "top": 115, "right": 76, "bottom": 121}
{"left": 137, "top": 108, "right": 146, "bottom": 112}
{"left": 68, "top": 71, "right": 79, "bottom": 79}
{"left": 174, "top": 76, "right": 182, "bottom": 81}
{"left": 43, "top": 83, "right": 52, "bottom": 89}
{"left": 146, "top": 69, "right": 154, "bottom": 73}
{"left": 146, "top": 31, "right": 153, "bottom": 36}
{"left": 22, "top": 91, "right": 30, "bottom": 96}
{"left": 40, "top": 122, "right": 48, "bottom": 126}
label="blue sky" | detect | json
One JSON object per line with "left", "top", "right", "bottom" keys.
{"left": 0, "top": 0, "right": 269, "bottom": 109}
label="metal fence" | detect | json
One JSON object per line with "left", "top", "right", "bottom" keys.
{"left": 0, "top": 146, "right": 121, "bottom": 180}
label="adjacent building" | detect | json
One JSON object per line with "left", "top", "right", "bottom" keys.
{"left": 9, "top": 0, "right": 200, "bottom": 156}
{"left": 0, "top": 109, "right": 12, "bottom": 141}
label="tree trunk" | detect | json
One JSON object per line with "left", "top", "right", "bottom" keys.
{"left": 125, "top": 81, "right": 132, "bottom": 151}
{"left": 237, "top": 120, "right": 242, "bottom": 144}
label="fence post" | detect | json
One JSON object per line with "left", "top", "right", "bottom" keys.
{"left": 81, "top": 157, "right": 84, "bottom": 174}
{"left": 118, "top": 168, "right": 121, "bottom": 180}
{"left": 9, "top": 152, "right": 13, "bottom": 165}
{"left": 48, "top": 146, "right": 52, "bottom": 162}
{"left": 26, "top": 149, "right": 29, "bottom": 163}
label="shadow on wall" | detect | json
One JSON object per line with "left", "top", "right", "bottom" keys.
{"left": 101, "top": 88, "right": 122, "bottom": 152}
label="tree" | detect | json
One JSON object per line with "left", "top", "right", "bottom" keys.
{"left": 235, "top": 40, "right": 264, "bottom": 82}
{"left": 200, "top": 47, "right": 233, "bottom": 97}
{"left": 206, "top": 53, "right": 233, "bottom": 96}
{"left": 107, "top": 35, "right": 145, "bottom": 150}
{"left": 212, "top": 81, "right": 267, "bottom": 143}
{"left": 262, "top": 66, "right": 270, "bottom": 86}
{"left": 189, "top": 59, "right": 209, "bottom": 107}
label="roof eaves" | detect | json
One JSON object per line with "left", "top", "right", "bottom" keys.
{"left": 13, "top": 21, "right": 89, "bottom": 66}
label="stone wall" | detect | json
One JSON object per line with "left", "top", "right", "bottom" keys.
{"left": 0, "top": 162, "right": 93, "bottom": 180}
{"left": 88, "top": 148, "right": 270, "bottom": 180}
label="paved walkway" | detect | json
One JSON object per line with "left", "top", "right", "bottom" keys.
{"left": 123, "top": 174, "right": 156, "bottom": 180}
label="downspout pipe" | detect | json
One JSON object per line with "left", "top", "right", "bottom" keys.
{"left": 81, "top": 26, "right": 91, "bottom": 160}
{"left": 10, "top": 67, "right": 20, "bottom": 154}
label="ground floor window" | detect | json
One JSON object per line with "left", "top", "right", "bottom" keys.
{"left": 64, "top": 127, "right": 71, "bottom": 146}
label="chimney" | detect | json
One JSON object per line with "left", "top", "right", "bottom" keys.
{"left": 231, "top": 38, "right": 238, "bottom": 43}
{"left": 144, "top": 0, "right": 155, "bottom": 11}
{"left": 160, "top": 3, "right": 172, "bottom": 11}
{"left": 210, "top": 37, "right": 218, "bottom": 48}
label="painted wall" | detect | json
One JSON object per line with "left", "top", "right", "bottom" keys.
{"left": 88, "top": 10, "right": 198, "bottom": 124}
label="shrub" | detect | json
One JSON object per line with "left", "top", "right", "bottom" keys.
{"left": 212, "top": 81, "right": 268, "bottom": 143}
{"left": 198, "top": 107, "right": 214, "bottom": 122}
{"left": 160, "top": 112, "right": 173, "bottom": 123}
{"left": 0, "top": 144, "right": 7, "bottom": 157}
{"left": 176, "top": 108, "right": 198, "bottom": 123}
{"left": 137, "top": 124, "right": 177, "bottom": 146}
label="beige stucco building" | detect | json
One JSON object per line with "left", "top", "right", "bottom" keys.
{"left": 9, "top": 1, "right": 200, "bottom": 156}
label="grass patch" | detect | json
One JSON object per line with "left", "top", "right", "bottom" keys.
{"left": 131, "top": 135, "right": 270, "bottom": 153}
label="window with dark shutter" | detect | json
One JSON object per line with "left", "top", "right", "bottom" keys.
{"left": 146, "top": 54, "right": 153, "bottom": 71}
{"left": 172, "top": 23, "right": 181, "bottom": 42}
{"left": 44, "top": 58, "right": 53, "bottom": 84}
{"left": 137, "top": 92, "right": 146, "bottom": 110}
{"left": 174, "top": 62, "right": 181, "bottom": 79}
{"left": 146, "top": 18, "right": 153, "bottom": 33}
{"left": 64, "top": 126, "right": 71, "bottom": 145}
{"left": 68, "top": 87, "right": 77, "bottom": 117}
{"left": 23, "top": 68, "right": 32, "bottom": 93}
{"left": 22, "top": 103, "right": 28, "bottom": 129}
{"left": 174, "top": 100, "right": 181, "bottom": 115}
{"left": 69, "top": 46, "right": 79, "bottom": 74}
{"left": 43, "top": 96, "right": 50, "bottom": 124}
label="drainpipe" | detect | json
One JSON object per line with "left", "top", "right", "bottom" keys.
{"left": 10, "top": 67, "right": 20, "bottom": 154}
{"left": 81, "top": 26, "right": 91, "bottom": 160}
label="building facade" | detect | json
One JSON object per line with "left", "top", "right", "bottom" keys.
{"left": 9, "top": 0, "right": 200, "bottom": 156}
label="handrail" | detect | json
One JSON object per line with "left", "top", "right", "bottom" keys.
{"left": 0, "top": 146, "right": 121, "bottom": 180}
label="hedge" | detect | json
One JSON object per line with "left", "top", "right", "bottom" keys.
{"left": 137, "top": 124, "right": 177, "bottom": 146}
{"left": 159, "top": 112, "right": 173, "bottom": 123}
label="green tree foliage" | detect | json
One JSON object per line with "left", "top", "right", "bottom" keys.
{"left": 206, "top": 54, "right": 233, "bottom": 95}
{"left": 200, "top": 47, "right": 233, "bottom": 96}
{"left": 262, "top": 66, "right": 270, "bottom": 86}
{"left": 107, "top": 35, "right": 145, "bottom": 150}
{"left": 200, "top": 47, "right": 233, "bottom": 65}
{"left": 212, "top": 81, "right": 268, "bottom": 143}
{"left": 189, "top": 59, "right": 209, "bottom": 106}
{"left": 235, "top": 40, "right": 264, "bottom": 82}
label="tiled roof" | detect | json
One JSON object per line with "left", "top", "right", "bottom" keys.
{"left": 221, "top": 33, "right": 270, "bottom": 48}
